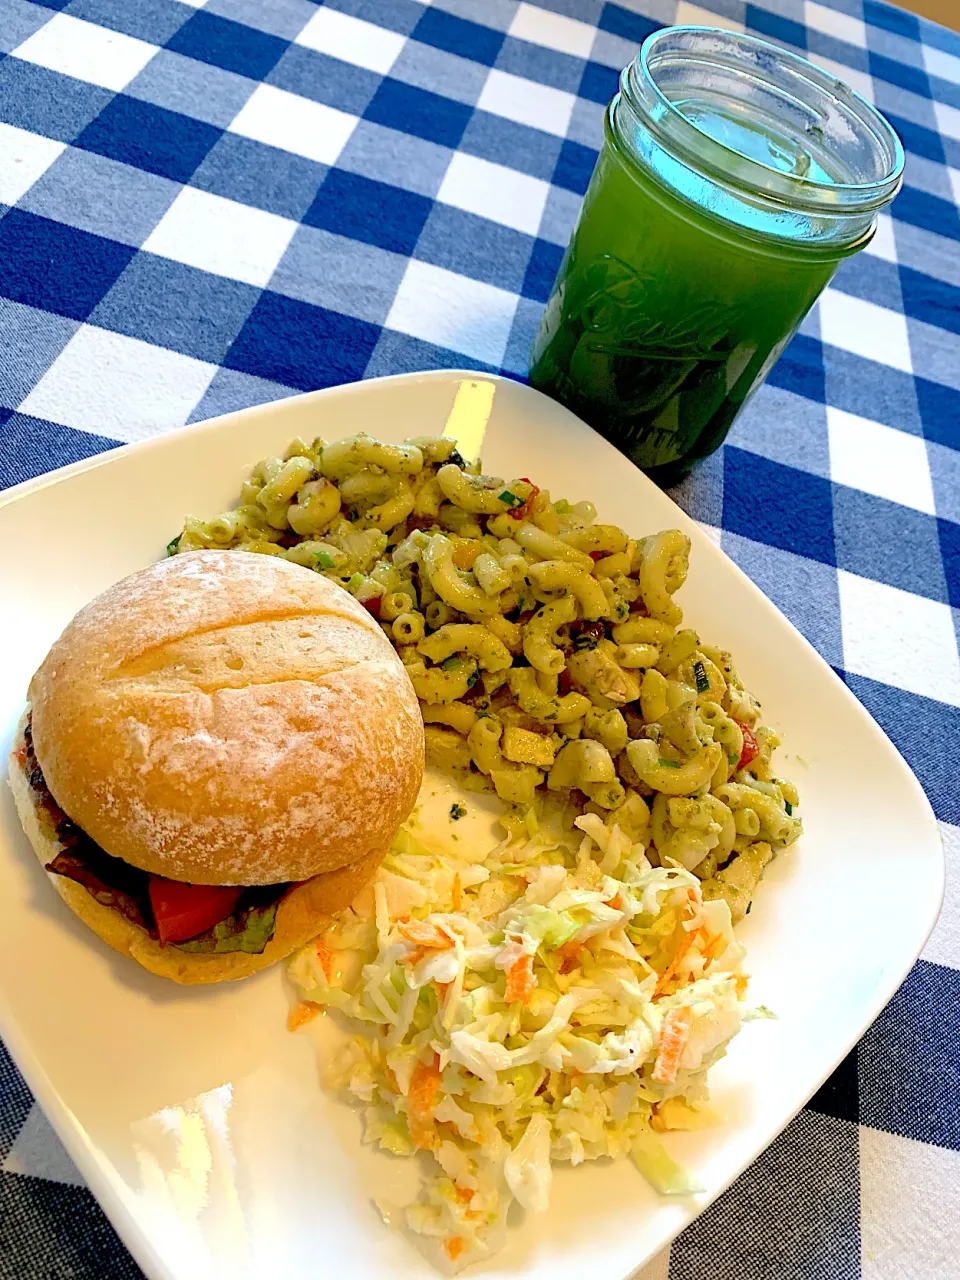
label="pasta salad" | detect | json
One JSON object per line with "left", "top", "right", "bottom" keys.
{"left": 168, "top": 429, "right": 802, "bottom": 923}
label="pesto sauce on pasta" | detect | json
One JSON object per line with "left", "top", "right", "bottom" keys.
{"left": 170, "top": 430, "right": 801, "bottom": 922}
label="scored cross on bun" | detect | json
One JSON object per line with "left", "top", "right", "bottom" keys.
{"left": 8, "top": 551, "right": 425, "bottom": 984}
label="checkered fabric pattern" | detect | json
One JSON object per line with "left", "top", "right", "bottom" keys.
{"left": 0, "top": 0, "right": 958, "bottom": 1275}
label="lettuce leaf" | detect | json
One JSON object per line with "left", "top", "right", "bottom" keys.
{"left": 175, "top": 902, "right": 280, "bottom": 954}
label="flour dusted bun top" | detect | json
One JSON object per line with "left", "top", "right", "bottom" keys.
{"left": 28, "top": 550, "right": 425, "bottom": 886}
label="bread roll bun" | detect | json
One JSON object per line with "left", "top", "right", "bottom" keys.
{"left": 28, "top": 551, "right": 425, "bottom": 885}
{"left": 8, "top": 756, "right": 382, "bottom": 984}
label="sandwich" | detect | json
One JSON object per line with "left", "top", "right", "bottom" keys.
{"left": 8, "top": 551, "right": 424, "bottom": 984}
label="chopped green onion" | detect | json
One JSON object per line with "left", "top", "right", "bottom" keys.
{"left": 498, "top": 490, "right": 523, "bottom": 507}
{"left": 658, "top": 758, "right": 681, "bottom": 769}
{"left": 784, "top": 800, "right": 793, "bottom": 816}
{"left": 466, "top": 668, "right": 480, "bottom": 688}
{"left": 573, "top": 634, "right": 599, "bottom": 651}
{"left": 554, "top": 499, "right": 570, "bottom": 515}
{"left": 165, "top": 534, "right": 181, "bottom": 556}
{"left": 314, "top": 550, "right": 336, "bottom": 569}
{"left": 346, "top": 572, "right": 364, "bottom": 593}
{"left": 441, "top": 655, "right": 463, "bottom": 672}
{"left": 449, "top": 803, "right": 467, "bottom": 821}
{"left": 694, "top": 660, "right": 709, "bottom": 695}
{"left": 728, "top": 754, "right": 739, "bottom": 766}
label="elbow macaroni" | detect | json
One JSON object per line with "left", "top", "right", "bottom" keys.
{"left": 408, "top": 657, "right": 479, "bottom": 705}
{"left": 626, "top": 739, "right": 723, "bottom": 797}
{"left": 319, "top": 433, "right": 423, "bottom": 481}
{"left": 392, "top": 612, "right": 426, "bottom": 644}
{"left": 509, "top": 668, "right": 590, "bottom": 725}
{"left": 636, "top": 530, "right": 690, "bottom": 625}
{"left": 436, "top": 464, "right": 533, "bottom": 515}
{"left": 523, "top": 594, "right": 577, "bottom": 675}
{"left": 421, "top": 533, "right": 501, "bottom": 617}
{"left": 418, "top": 623, "right": 512, "bottom": 672}
{"left": 525, "top": 560, "right": 607, "bottom": 621}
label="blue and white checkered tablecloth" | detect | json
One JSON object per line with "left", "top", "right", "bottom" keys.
{"left": 1, "top": 0, "right": 958, "bottom": 1275}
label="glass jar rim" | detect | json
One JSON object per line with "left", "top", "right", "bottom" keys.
{"left": 624, "top": 26, "right": 904, "bottom": 217}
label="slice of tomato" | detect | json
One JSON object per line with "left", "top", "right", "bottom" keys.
{"left": 148, "top": 878, "right": 243, "bottom": 945}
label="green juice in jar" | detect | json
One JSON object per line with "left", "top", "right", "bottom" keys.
{"left": 529, "top": 27, "right": 904, "bottom": 484}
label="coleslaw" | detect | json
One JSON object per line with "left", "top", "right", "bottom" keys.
{"left": 289, "top": 793, "right": 751, "bottom": 1272}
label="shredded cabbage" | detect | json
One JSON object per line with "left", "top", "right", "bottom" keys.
{"left": 288, "top": 803, "right": 750, "bottom": 1272}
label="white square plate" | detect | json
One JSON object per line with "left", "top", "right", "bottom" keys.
{"left": 0, "top": 371, "right": 943, "bottom": 1280}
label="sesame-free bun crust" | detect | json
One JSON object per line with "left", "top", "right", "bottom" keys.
{"left": 28, "top": 551, "right": 424, "bottom": 885}
{"left": 8, "top": 756, "right": 382, "bottom": 984}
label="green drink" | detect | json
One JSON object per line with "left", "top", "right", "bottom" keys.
{"left": 529, "top": 28, "right": 904, "bottom": 484}
{"left": 530, "top": 127, "right": 840, "bottom": 476}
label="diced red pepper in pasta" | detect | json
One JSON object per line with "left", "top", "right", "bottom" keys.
{"left": 734, "top": 722, "right": 760, "bottom": 772}
{"left": 510, "top": 480, "right": 540, "bottom": 520}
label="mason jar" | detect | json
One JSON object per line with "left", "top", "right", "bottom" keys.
{"left": 528, "top": 26, "right": 904, "bottom": 485}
